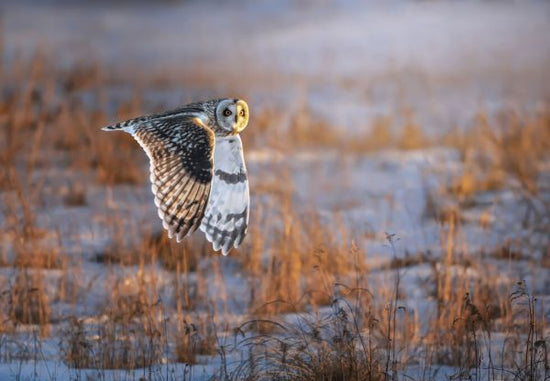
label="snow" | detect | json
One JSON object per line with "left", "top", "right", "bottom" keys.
{"left": 0, "top": 0, "right": 549, "bottom": 379}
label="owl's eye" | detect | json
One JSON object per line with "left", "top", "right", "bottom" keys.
{"left": 239, "top": 109, "right": 246, "bottom": 117}
{"left": 223, "top": 109, "right": 232, "bottom": 117}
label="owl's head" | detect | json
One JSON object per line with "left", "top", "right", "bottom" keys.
{"left": 187, "top": 98, "right": 248, "bottom": 136}
{"left": 210, "top": 98, "right": 249, "bottom": 136}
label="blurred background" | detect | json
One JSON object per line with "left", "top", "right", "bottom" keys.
{"left": 0, "top": 1, "right": 549, "bottom": 379}
{"left": 4, "top": 0, "right": 549, "bottom": 128}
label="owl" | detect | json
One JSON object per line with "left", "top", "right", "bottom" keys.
{"left": 102, "top": 98, "right": 250, "bottom": 255}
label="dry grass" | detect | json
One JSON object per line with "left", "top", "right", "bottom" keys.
{"left": 175, "top": 315, "right": 219, "bottom": 365}
{"left": 0, "top": 51, "right": 549, "bottom": 380}
{"left": 0, "top": 265, "right": 52, "bottom": 340}
{"left": 250, "top": 99, "right": 433, "bottom": 155}
{"left": 445, "top": 109, "right": 550, "bottom": 197}
{"left": 62, "top": 181, "right": 88, "bottom": 207}
{"left": 61, "top": 246, "right": 166, "bottom": 370}
{"left": 427, "top": 108, "right": 550, "bottom": 248}
{"left": 232, "top": 289, "right": 385, "bottom": 381}
{"left": 61, "top": 313, "right": 164, "bottom": 370}
{"left": 237, "top": 176, "right": 366, "bottom": 317}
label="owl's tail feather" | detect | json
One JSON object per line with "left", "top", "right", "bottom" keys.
{"left": 101, "top": 116, "right": 147, "bottom": 133}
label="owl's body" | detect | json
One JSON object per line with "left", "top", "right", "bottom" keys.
{"left": 102, "top": 99, "right": 250, "bottom": 255}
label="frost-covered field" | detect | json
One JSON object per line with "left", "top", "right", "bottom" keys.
{"left": 0, "top": 0, "right": 549, "bottom": 380}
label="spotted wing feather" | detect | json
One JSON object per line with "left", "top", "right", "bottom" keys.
{"left": 113, "top": 115, "right": 215, "bottom": 241}
{"left": 200, "top": 135, "right": 249, "bottom": 255}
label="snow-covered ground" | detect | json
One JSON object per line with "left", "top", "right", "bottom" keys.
{"left": 0, "top": 0, "right": 549, "bottom": 379}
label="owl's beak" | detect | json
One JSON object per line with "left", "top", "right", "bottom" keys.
{"left": 234, "top": 100, "right": 249, "bottom": 134}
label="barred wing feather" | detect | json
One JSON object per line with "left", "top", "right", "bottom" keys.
{"left": 200, "top": 135, "right": 249, "bottom": 255}
{"left": 117, "top": 115, "right": 215, "bottom": 241}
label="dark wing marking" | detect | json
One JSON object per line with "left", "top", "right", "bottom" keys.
{"left": 200, "top": 135, "right": 249, "bottom": 255}
{"left": 132, "top": 115, "right": 215, "bottom": 241}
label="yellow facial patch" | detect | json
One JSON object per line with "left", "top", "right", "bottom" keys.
{"left": 234, "top": 100, "right": 249, "bottom": 134}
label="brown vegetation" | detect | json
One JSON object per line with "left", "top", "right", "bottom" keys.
{"left": 0, "top": 51, "right": 548, "bottom": 380}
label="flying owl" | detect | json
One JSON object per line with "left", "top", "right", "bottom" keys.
{"left": 102, "top": 98, "right": 250, "bottom": 255}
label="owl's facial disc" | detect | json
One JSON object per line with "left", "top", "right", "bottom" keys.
{"left": 216, "top": 99, "right": 249, "bottom": 135}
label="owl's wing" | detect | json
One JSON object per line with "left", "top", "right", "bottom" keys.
{"left": 200, "top": 135, "right": 249, "bottom": 256}
{"left": 120, "top": 115, "right": 215, "bottom": 241}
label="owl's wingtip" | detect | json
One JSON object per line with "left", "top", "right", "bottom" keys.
{"left": 101, "top": 122, "right": 136, "bottom": 133}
